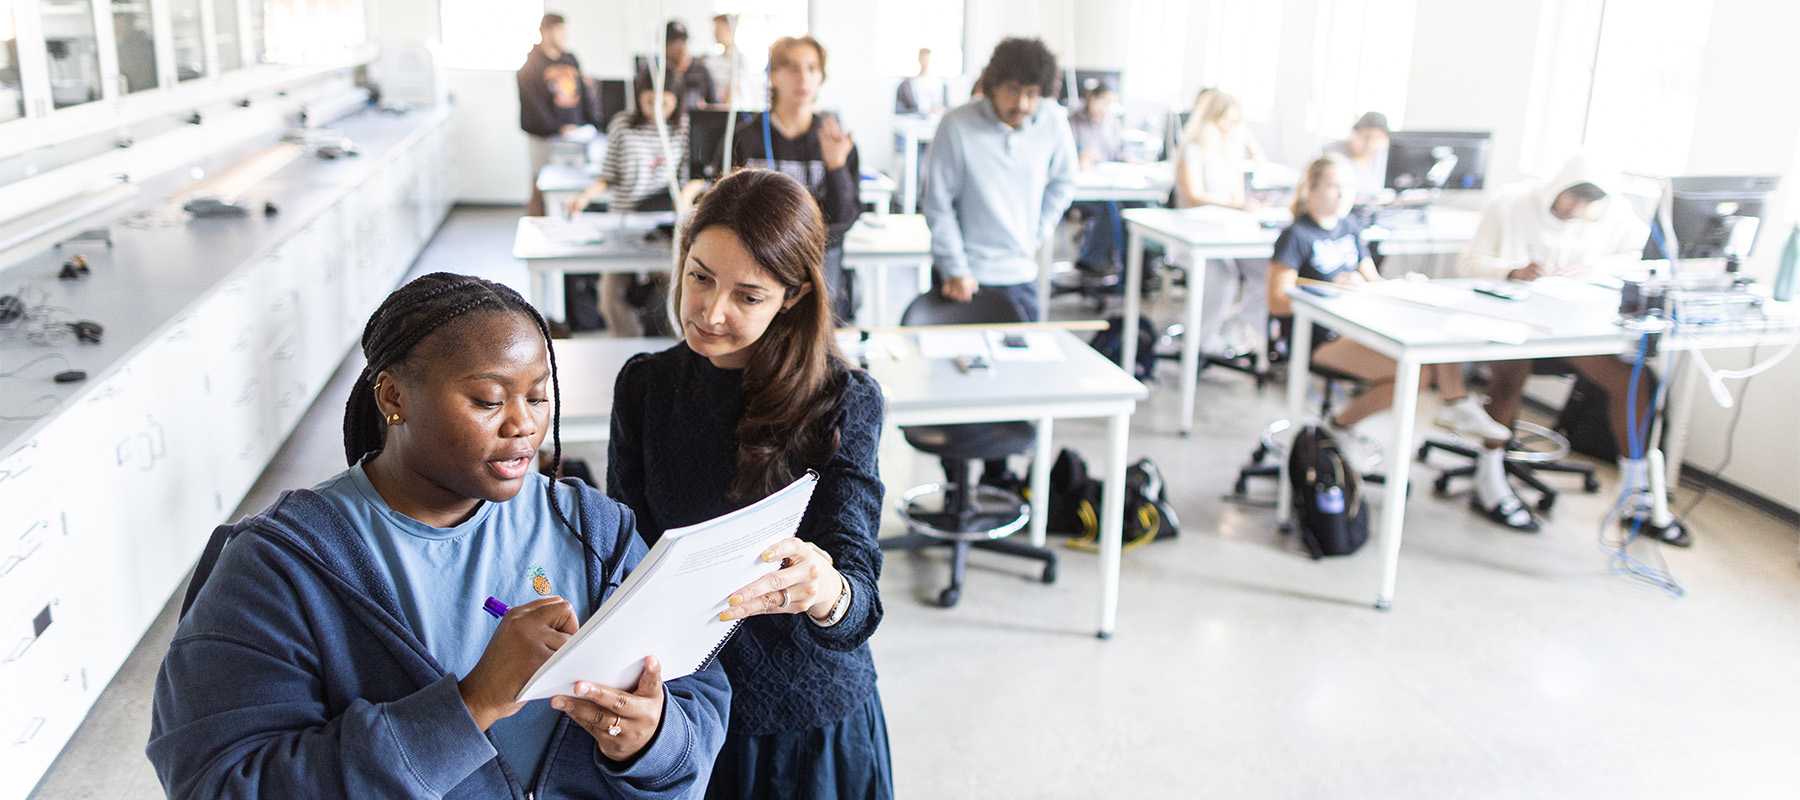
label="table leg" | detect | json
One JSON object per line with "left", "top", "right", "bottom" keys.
{"left": 866, "top": 262, "right": 885, "bottom": 330}
{"left": 1098, "top": 411, "right": 1130, "bottom": 639}
{"left": 1277, "top": 309, "right": 1314, "bottom": 526}
{"left": 1036, "top": 243, "right": 1053, "bottom": 321}
{"left": 1029, "top": 416, "right": 1054, "bottom": 548}
{"left": 1179, "top": 251, "right": 1206, "bottom": 436}
{"left": 1376, "top": 357, "right": 1422, "bottom": 611}
{"left": 902, "top": 134, "right": 919, "bottom": 214}
{"left": 1661, "top": 350, "right": 1698, "bottom": 494}
{"left": 1120, "top": 226, "right": 1144, "bottom": 376}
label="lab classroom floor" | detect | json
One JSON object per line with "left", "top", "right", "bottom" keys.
{"left": 31, "top": 206, "right": 1800, "bottom": 800}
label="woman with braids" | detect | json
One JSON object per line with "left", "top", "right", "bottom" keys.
{"left": 147, "top": 273, "right": 729, "bottom": 799}
{"left": 608, "top": 169, "right": 892, "bottom": 799}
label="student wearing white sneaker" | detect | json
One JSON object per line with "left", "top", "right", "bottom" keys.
{"left": 1455, "top": 155, "right": 1676, "bottom": 543}
{"left": 1269, "top": 155, "right": 1510, "bottom": 473}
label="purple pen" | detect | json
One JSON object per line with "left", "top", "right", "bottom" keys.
{"left": 483, "top": 597, "right": 510, "bottom": 619}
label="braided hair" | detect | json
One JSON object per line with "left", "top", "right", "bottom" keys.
{"left": 343, "top": 272, "right": 586, "bottom": 555}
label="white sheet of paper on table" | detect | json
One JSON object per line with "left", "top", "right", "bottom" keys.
{"left": 1366, "top": 280, "right": 1474, "bottom": 308}
{"left": 984, "top": 330, "right": 1064, "bottom": 362}
{"left": 916, "top": 330, "right": 991, "bottom": 359}
{"left": 533, "top": 218, "right": 607, "bottom": 245}
{"left": 1527, "top": 276, "right": 1619, "bottom": 305}
{"left": 1442, "top": 312, "right": 1533, "bottom": 344}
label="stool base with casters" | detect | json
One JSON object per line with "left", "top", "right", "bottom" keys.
{"left": 880, "top": 475, "right": 1057, "bottom": 609}
{"left": 1417, "top": 420, "right": 1600, "bottom": 514}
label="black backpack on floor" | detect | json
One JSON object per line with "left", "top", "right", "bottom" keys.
{"left": 1034, "top": 449, "right": 1178, "bottom": 548}
{"left": 1286, "top": 425, "right": 1369, "bottom": 559}
{"left": 1090, "top": 316, "right": 1159, "bottom": 381}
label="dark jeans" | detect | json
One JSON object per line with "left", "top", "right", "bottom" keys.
{"left": 1072, "top": 200, "right": 1146, "bottom": 277}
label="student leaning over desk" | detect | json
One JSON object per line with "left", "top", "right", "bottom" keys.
{"left": 1454, "top": 155, "right": 1681, "bottom": 543}
{"left": 922, "top": 36, "right": 1077, "bottom": 322}
{"left": 608, "top": 170, "right": 892, "bottom": 800}
{"left": 731, "top": 35, "right": 863, "bottom": 326}
{"left": 147, "top": 274, "right": 729, "bottom": 798}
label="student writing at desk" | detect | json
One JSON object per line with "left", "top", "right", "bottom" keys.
{"left": 732, "top": 35, "right": 863, "bottom": 324}
{"left": 1454, "top": 155, "right": 1683, "bottom": 543}
{"left": 566, "top": 70, "right": 707, "bottom": 337}
{"left": 148, "top": 274, "right": 730, "bottom": 798}
{"left": 1069, "top": 80, "right": 1141, "bottom": 277}
{"left": 608, "top": 171, "right": 892, "bottom": 799}
{"left": 1269, "top": 155, "right": 1512, "bottom": 470}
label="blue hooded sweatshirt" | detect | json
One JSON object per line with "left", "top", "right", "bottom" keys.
{"left": 147, "top": 481, "right": 730, "bottom": 799}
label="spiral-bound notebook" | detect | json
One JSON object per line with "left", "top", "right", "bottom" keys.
{"left": 516, "top": 471, "right": 819, "bottom": 701}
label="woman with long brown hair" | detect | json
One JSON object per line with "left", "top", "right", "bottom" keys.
{"left": 607, "top": 168, "right": 892, "bottom": 799}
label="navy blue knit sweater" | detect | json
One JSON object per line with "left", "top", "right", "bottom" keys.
{"left": 608, "top": 343, "right": 884, "bottom": 736}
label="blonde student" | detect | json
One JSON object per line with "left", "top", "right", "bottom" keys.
{"left": 1269, "top": 155, "right": 1511, "bottom": 470}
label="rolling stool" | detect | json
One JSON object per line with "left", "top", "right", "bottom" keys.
{"left": 878, "top": 291, "right": 1058, "bottom": 608}
{"left": 1416, "top": 421, "right": 1600, "bottom": 513}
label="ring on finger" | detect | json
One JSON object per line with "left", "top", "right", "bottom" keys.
{"left": 606, "top": 714, "right": 623, "bottom": 737}
{"left": 779, "top": 588, "right": 791, "bottom": 608}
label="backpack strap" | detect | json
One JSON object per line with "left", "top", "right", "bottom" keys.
{"left": 180, "top": 521, "right": 243, "bottom": 621}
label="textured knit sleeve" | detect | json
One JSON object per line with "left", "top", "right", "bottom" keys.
{"left": 800, "top": 369, "right": 885, "bottom": 650}
{"left": 607, "top": 354, "right": 660, "bottom": 539}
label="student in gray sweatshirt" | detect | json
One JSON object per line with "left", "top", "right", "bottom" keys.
{"left": 921, "top": 37, "right": 1077, "bottom": 322}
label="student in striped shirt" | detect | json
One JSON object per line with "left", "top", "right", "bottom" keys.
{"left": 567, "top": 72, "right": 706, "bottom": 336}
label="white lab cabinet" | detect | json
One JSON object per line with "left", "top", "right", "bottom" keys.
{"left": 0, "top": 111, "right": 453, "bottom": 800}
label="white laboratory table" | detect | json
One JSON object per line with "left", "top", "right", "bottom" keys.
{"left": 1121, "top": 205, "right": 1482, "bottom": 435}
{"left": 1277, "top": 278, "right": 1800, "bottom": 610}
{"left": 553, "top": 328, "right": 1149, "bottom": 637}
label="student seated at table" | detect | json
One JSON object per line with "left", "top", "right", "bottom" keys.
{"left": 1069, "top": 80, "right": 1140, "bottom": 278}
{"left": 1322, "top": 111, "right": 1390, "bottom": 204}
{"left": 1455, "top": 155, "right": 1680, "bottom": 543}
{"left": 1270, "top": 155, "right": 1512, "bottom": 470}
{"left": 147, "top": 273, "right": 730, "bottom": 798}
{"left": 566, "top": 71, "right": 707, "bottom": 337}
{"left": 608, "top": 169, "right": 893, "bottom": 799}
{"left": 731, "top": 35, "right": 863, "bottom": 324}
{"left": 1174, "top": 88, "right": 1267, "bottom": 211}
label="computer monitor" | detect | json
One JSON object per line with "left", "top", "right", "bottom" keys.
{"left": 595, "top": 79, "right": 628, "bottom": 126}
{"left": 1057, "top": 69, "right": 1122, "bottom": 104}
{"left": 1642, "top": 175, "right": 1780, "bottom": 264}
{"left": 1384, "top": 131, "right": 1491, "bottom": 191}
{"left": 687, "top": 109, "right": 734, "bottom": 181}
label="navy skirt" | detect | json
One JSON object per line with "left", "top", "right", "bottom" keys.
{"left": 704, "top": 688, "right": 894, "bottom": 800}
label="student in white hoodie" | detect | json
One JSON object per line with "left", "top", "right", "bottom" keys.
{"left": 1454, "top": 156, "right": 1686, "bottom": 545}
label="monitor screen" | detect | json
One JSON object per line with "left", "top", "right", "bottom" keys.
{"left": 1384, "top": 131, "right": 1491, "bottom": 191}
{"left": 687, "top": 109, "right": 735, "bottom": 181}
{"left": 595, "top": 79, "right": 628, "bottom": 127}
{"left": 1057, "top": 69, "right": 1121, "bottom": 104}
{"left": 1643, "top": 175, "right": 1781, "bottom": 261}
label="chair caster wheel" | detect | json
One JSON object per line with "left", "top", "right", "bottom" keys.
{"left": 1278, "top": 521, "right": 1292, "bottom": 534}
{"left": 1584, "top": 476, "right": 1601, "bottom": 492}
{"left": 937, "top": 587, "right": 961, "bottom": 608}
{"left": 1537, "top": 495, "right": 1555, "bottom": 513}
{"left": 1433, "top": 476, "right": 1450, "bottom": 494}
{"left": 1233, "top": 478, "right": 1248, "bottom": 495}
{"left": 1041, "top": 563, "right": 1057, "bottom": 583}
{"left": 1251, "top": 445, "right": 1267, "bottom": 462}
{"left": 1416, "top": 444, "right": 1432, "bottom": 462}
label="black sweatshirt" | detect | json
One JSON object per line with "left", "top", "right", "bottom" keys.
{"left": 607, "top": 344, "right": 885, "bottom": 735}
{"left": 517, "top": 44, "right": 594, "bottom": 137}
{"left": 731, "top": 113, "right": 862, "bottom": 248}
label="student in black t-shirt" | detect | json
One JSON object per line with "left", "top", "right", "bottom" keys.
{"left": 730, "top": 35, "right": 862, "bottom": 324}
{"left": 518, "top": 13, "right": 598, "bottom": 216}
{"left": 1269, "top": 155, "right": 1510, "bottom": 472}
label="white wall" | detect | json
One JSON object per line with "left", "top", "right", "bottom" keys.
{"left": 1668, "top": 0, "right": 1800, "bottom": 510}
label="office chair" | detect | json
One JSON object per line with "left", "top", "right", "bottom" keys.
{"left": 1234, "top": 317, "right": 1388, "bottom": 496}
{"left": 1416, "top": 362, "right": 1600, "bottom": 513}
{"left": 879, "top": 291, "right": 1058, "bottom": 608}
